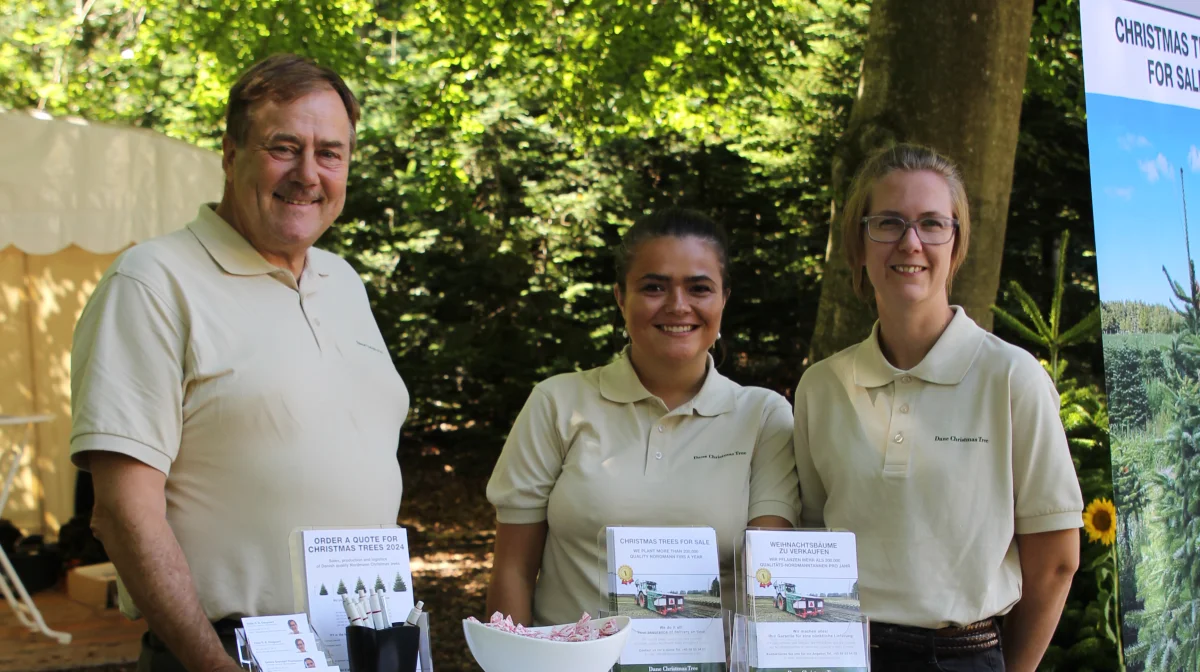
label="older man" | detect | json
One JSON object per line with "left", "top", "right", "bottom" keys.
{"left": 70, "top": 54, "right": 407, "bottom": 672}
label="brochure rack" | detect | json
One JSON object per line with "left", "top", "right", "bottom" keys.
{"left": 731, "top": 528, "right": 870, "bottom": 672}
{"left": 289, "top": 525, "right": 432, "bottom": 672}
{"left": 597, "top": 525, "right": 729, "bottom": 672}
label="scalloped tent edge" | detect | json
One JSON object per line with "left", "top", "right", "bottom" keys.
{"left": 0, "top": 110, "right": 222, "bottom": 534}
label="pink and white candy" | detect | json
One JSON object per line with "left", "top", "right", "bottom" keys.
{"left": 466, "top": 612, "right": 618, "bottom": 642}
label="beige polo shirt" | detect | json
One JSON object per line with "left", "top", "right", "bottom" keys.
{"left": 70, "top": 204, "right": 408, "bottom": 621}
{"left": 793, "top": 307, "right": 1083, "bottom": 629}
{"left": 487, "top": 347, "right": 800, "bottom": 625}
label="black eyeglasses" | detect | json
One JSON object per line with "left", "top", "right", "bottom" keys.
{"left": 862, "top": 215, "right": 958, "bottom": 245}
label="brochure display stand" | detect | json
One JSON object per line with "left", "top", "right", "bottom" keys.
{"left": 732, "top": 529, "right": 870, "bottom": 672}
{"left": 237, "top": 612, "right": 339, "bottom": 670}
{"left": 599, "top": 525, "right": 727, "bottom": 671}
{"left": 290, "top": 525, "right": 432, "bottom": 672}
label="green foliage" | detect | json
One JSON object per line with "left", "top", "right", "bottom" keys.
{"left": 1103, "top": 333, "right": 1177, "bottom": 351}
{"left": 0, "top": 0, "right": 372, "bottom": 143}
{"left": 1101, "top": 301, "right": 1184, "bottom": 335}
{"left": 319, "top": 584, "right": 328, "bottom": 596}
{"left": 323, "top": 1, "right": 871, "bottom": 440}
{"left": 355, "top": 577, "right": 366, "bottom": 593}
{"left": 1138, "top": 347, "right": 1170, "bottom": 382}
{"left": 1112, "top": 446, "right": 1148, "bottom": 667}
{"left": 991, "top": 230, "right": 1120, "bottom": 670}
{"left": 0, "top": 0, "right": 871, "bottom": 442}
{"left": 1100, "top": 332, "right": 1173, "bottom": 435}
{"left": 1001, "top": 8, "right": 1123, "bottom": 660}
{"left": 1163, "top": 263, "right": 1200, "bottom": 333}
{"left": 1113, "top": 453, "right": 1149, "bottom": 525}
{"left": 992, "top": 230, "right": 1100, "bottom": 380}
{"left": 0, "top": 1, "right": 1115, "bottom": 664}
{"left": 1103, "top": 346, "right": 1151, "bottom": 431}
{"left": 1121, "top": 267, "right": 1200, "bottom": 672}
{"left": 1000, "top": 0, "right": 1102, "bottom": 387}
{"left": 402, "top": 0, "right": 809, "bottom": 141}
{"left": 393, "top": 572, "right": 407, "bottom": 593}
{"left": 1143, "top": 379, "right": 1174, "bottom": 423}
{"left": 336, "top": 580, "right": 347, "bottom": 595}
{"left": 1049, "top": 361, "right": 1121, "bottom": 672}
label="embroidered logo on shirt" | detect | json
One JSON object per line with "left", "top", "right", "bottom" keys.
{"left": 693, "top": 451, "right": 748, "bottom": 460}
{"left": 355, "top": 341, "right": 388, "bottom": 355}
{"left": 934, "top": 435, "right": 990, "bottom": 444}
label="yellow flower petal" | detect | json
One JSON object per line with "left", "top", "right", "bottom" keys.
{"left": 1083, "top": 497, "right": 1118, "bottom": 546}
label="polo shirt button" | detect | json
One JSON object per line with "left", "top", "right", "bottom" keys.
{"left": 657, "top": 426, "right": 664, "bottom": 433}
{"left": 900, "top": 376, "right": 912, "bottom": 384}
{"left": 899, "top": 404, "right": 909, "bottom": 414}
{"left": 894, "top": 433, "right": 904, "bottom": 443}
{"left": 313, "top": 318, "right": 321, "bottom": 327}
{"left": 655, "top": 451, "right": 663, "bottom": 459}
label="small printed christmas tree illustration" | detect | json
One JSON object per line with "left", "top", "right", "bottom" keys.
{"left": 393, "top": 572, "right": 408, "bottom": 592}
{"left": 355, "top": 577, "right": 366, "bottom": 593}
{"left": 336, "top": 580, "right": 348, "bottom": 595}
{"left": 375, "top": 575, "right": 386, "bottom": 592}
{"left": 319, "top": 584, "right": 328, "bottom": 596}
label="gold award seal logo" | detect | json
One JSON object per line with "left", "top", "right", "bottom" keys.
{"left": 755, "top": 567, "right": 772, "bottom": 587}
{"left": 618, "top": 565, "right": 634, "bottom": 585}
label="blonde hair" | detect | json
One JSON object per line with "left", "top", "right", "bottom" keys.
{"left": 841, "top": 143, "right": 971, "bottom": 299}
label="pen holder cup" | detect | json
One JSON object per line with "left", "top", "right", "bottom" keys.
{"left": 345, "top": 624, "right": 419, "bottom": 672}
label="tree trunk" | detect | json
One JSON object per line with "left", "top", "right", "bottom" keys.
{"left": 807, "top": 0, "right": 1035, "bottom": 364}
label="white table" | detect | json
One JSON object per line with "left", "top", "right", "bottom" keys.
{"left": 0, "top": 414, "right": 71, "bottom": 644}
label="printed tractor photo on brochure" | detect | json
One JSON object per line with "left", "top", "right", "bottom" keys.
{"left": 771, "top": 582, "right": 824, "bottom": 619}
{"left": 749, "top": 567, "right": 860, "bottom": 624}
{"left": 610, "top": 565, "right": 722, "bottom": 620}
{"left": 633, "top": 579, "right": 686, "bottom": 616}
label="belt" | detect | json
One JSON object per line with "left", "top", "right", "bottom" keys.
{"left": 144, "top": 619, "right": 241, "bottom": 653}
{"left": 141, "top": 620, "right": 244, "bottom": 672}
{"left": 870, "top": 617, "right": 1001, "bottom": 656}
{"left": 212, "top": 618, "right": 241, "bottom": 637}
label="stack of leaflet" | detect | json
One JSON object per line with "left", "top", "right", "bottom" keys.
{"left": 238, "top": 613, "right": 338, "bottom": 671}
{"left": 603, "top": 526, "right": 727, "bottom": 671}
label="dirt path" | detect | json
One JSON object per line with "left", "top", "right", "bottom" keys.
{"left": 399, "top": 442, "right": 496, "bottom": 671}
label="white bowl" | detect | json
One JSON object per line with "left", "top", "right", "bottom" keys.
{"left": 462, "top": 615, "right": 632, "bottom": 672}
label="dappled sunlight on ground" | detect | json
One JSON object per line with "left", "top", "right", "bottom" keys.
{"left": 411, "top": 548, "right": 493, "bottom": 671}
{"left": 401, "top": 442, "right": 498, "bottom": 670}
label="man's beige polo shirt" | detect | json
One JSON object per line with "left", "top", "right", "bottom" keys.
{"left": 487, "top": 347, "right": 800, "bottom": 625}
{"left": 70, "top": 204, "right": 408, "bottom": 621}
{"left": 793, "top": 307, "right": 1083, "bottom": 629}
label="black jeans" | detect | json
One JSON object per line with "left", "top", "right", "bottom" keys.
{"left": 137, "top": 621, "right": 241, "bottom": 672}
{"left": 870, "top": 640, "right": 1006, "bottom": 672}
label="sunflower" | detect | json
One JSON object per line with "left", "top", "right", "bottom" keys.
{"left": 1083, "top": 498, "right": 1118, "bottom": 546}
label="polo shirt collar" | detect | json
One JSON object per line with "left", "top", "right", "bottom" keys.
{"left": 598, "top": 346, "right": 737, "bottom": 416}
{"left": 187, "top": 204, "right": 331, "bottom": 279}
{"left": 852, "top": 306, "right": 985, "bottom": 388}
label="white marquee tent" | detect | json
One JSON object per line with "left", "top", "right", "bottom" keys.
{"left": 0, "top": 110, "right": 223, "bottom": 534}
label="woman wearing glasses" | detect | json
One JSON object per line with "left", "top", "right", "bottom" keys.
{"left": 793, "top": 144, "right": 1083, "bottom": 671}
